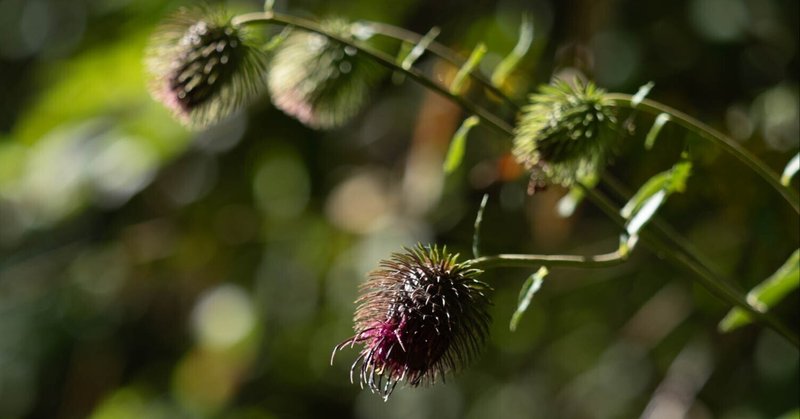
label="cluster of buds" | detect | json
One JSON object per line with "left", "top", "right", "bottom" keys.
{"left": 331, "top": 245, "right": 491, "bottom": 400}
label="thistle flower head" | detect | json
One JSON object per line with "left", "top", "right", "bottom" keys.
{"left": 145, "top": 7, "right": 267, "bottom": 129}
{"left": 513, "top": 79, "right": 619, "bottom": 189}
{"left": 332, "top": 245, "right": 491, "bottom": 400}
{"left": 268, "top": 19, "right": 381, "bottom": 129}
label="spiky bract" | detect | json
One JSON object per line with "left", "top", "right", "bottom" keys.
{"left": 332, "top": 245, "right": 491, "bottom": 400}
{"left": 267, "top": 19, "right": 381, "bottom": 129}
{"left": 146, "top": 7, "right": 267, "bottom": 129}
{"left": 513, "top": 79, "right": 619, "bottom": 188}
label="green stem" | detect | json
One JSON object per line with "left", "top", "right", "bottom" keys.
{"left": 607, "top": 93, "right": 800, "bottom": 214}
{"left": 469, "top": 248, "right": 628, "bottom": 270}
{"left": 358, "top": 21, "right": 523, "bottom": 112}
{"left": 233, "top": 11, "right": 516, "bottom": 137}
{"left": 581, "top": 185, "right": 800, "bottom": 347}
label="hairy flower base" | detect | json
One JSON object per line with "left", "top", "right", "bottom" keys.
{"left": 332, "top": 245, "right": 491, "bottom": 400}
{"left": 513, "top": 79, "right": 619, "bottom": 189}
{"left": 146, "top": 7, "right": 266, "bottom": 128}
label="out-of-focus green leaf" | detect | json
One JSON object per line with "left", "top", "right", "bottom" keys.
{"left": 400, "top": 27, "right": 440, "bottom": 70}
{"left": 510, "top": 266, "right": 548, "bottom": 332}
{"left": 644, "top": 113, "right": 671, "bottom": 150}
{"left": 776, "top": 408, "right": 800, "bottom": 419}
{"left": 449, "top": 43, "right": 487, "bottom": 95}
{"left": 631, "top": 81, "right": 655, "bottom": 108}
{"left": 443, "top": 115, "right": 480, "bottom": 173}
{"left": 490, "top": 14, "right": 534, "bottom": 87}
{"left": 557, "top": 172, "right": 599, "bottom": 218}
{"left": 781, "top": 153, "right": 799, "bottom": 186}
{"left": 621, "top": 159, "right": 691, "bottom": 245}
{"left": 719, "top": 249, "right": 800, "bottom": 332}
{"left": 472, "top": 193, "right": 489, "bottom": 258}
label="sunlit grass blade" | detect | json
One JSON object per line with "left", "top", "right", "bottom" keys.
{"left": 449, "top": 43, "right": 487, "bottom": 95}
{"left": 644, "top": 113, "right": 671, "bottom": 150}
{"left": 472, "top": 193, "right": 489, "bottom": 258}
{"left": 719, "top": 249, "right": 800, "bottom": 332}
{"left": 631, "top": 81, "right": 654, "bottom": 108}
{"left": 490, "top": 14, "right": 533, "bottom": 88}
{"left": 400, "top": 27, "right": 440, "bottom": 70}
{"left": 443, "top": 115, "right": 480, "bottom": 173}
{"left": 557, "top": 172, "right": 599, "bottom": 218}
{"left": 510, "top": 266, "right": 548, "bottom": 331}
{"left": 781, "top": 153, "right": 799, "bottom": 186}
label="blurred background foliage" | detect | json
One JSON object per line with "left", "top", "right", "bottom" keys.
{"left": 0, "top": 0, "right": 798, "bottom": 418}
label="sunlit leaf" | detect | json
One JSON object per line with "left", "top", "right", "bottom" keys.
{"left": 443, "top": 116, "right": 480, "bottom": 173}
{"left": 776, "top": 408, "right": 799, "bottom": 419}
{"left": 472, "top": 193, "right": 489, "bottom": 258}
{"left": 510, "top": 266, "right": 548, "bottom": 331}
{"left": 449, "top": 43, "right": 487, "bottom": 95}
{"left": 781, "top": 153, "right": 799, "bottom": 186}
{"left": 631, "top": 81, "right": 655, "bottom": 108}
{"left": 400, "top": 27, "right": 440, "bottom": 70}
{"left": 557, "top": 172, "right": 599, "bottom": 218}
{"left": 719, "top": 249, "right": 800, "bottom": 332}
{"left": 490, "top": 14, "right": 534, "bottom": 88}
{"left": 644, "top": 113, "right": 671, "bottom": 150}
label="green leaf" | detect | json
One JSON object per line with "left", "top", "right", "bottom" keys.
{"left": 510, "top": 266, "right": 548, "bottom": 332}
{"left": 449, "top": 43, "right": 487, "bottom": 95}
{"left": 644, "top": 113, "right": 671, "bottom": 150}
{"left": 781, "top": 153, "right": 799, "bottom": 186}
{"left": 621, "top": 159, "right": 691, "bottom": 246}
{"left": 400, "top": 27, "right": 440, "bottom": 70}
{"left": 719, "top": 249, "right": 800, "bottom": 332}
{"left": 631, "top": 81, "right": 655, "bottom": 108}
{"left": 557, "top": 172, "right": 599, "bottom": 218}
{"left": 443, "top": 116, "right": 480, "bottom": 173}
{"left": 776, "top": 408, "right": 800, "bottom": 419}
{"left": 472, "top": 193, "right": 489, "bottom": 258}
{"left": 490, "top": 14, "right": 534, "bottom": 87}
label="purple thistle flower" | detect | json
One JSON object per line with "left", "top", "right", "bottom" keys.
{"left": 332, "top": 245, "right": 491, "bottom": 400}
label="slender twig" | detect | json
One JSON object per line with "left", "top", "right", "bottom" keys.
{"left": 469, "top": 249, "right": 628, "bottom": 270}
{"left": 581, "top": 185, "right": 799, "bottom": 347}
{"left": 358, "top": 21, "right": 524, "bottom": 111}
{"left": 607, "top": 93, "right": 800, "bottom": 214}
{"left": 233, "top": 11, "right": 516, "bottom": 137}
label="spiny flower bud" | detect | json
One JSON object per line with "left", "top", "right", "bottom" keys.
{"left": 146, "top": 7, "right": 267, "bottom": 129}
{"left": 268, "top": 19, "right": 381, "bottom": 129}
{"left": 513, "top": 79, "right": 619, "bottom": 189}
{"left": 331, "top": 245, "right": 491, "bottom": 400}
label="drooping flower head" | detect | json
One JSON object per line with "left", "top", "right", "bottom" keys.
{"left": 332, "top": 245, "right": 491, "bottom": 400}
{"left": 513, "top": 79, "right": 619, "bottom": 190}
{"left": 145, "top": 7, "right": 267, "bottom": 128}
{"left": 268, "top": 19, "right": 381, "bottom": 129}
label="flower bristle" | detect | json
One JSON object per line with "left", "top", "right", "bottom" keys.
{"left": 267, "top": 19, "right": 381, "bottom": 129}
{"left": 145, "top": 6, "right": 267, "bottom": 129}
{"left": 513, "top": 79, "right": 619, "bottom": 189}
{"left": 332, "top": 244, "right": 491, "bottom": 400}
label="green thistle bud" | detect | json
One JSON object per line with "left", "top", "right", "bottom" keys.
{"left": 332, "top": 245, "right": 491, "bottom": 400}
{"left": 146, "top": 7, "right": 267, "bottom": 129}
{"left": 267, "top": 19, "right": 381, "bottom": 129}
{"left": 513, "top": 79, "right": 619, "bottom": 189}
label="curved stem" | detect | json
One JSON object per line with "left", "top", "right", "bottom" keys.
{"left": 581, "top": 185, "right": 799, "bottom": 347}
{"left": 358, "top": 21, "right": 523, "bottom": 112}
{"left": 469, "top": 248, "right": 627, "bottom": 270}
{"left": 607, "top": 93, "right": 800, "bottom": 214}
{"left": 233, "top": 11, "right": 516, "bottom": 137}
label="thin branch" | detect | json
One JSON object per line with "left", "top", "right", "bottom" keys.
{"left": 607, "top": 93, "right": 800, "bottom": 214}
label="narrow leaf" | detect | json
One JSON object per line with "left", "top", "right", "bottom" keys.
{"left": 264, "top": 0, "right": 275, "bottom": 11}
{"left": 401, "top": 27, "right": 441, "bottom": 70}
{"left": 450, "top": 43, "right": 487, "bottom": 95}
{"left": 491, "top": 14, "right": 534, "bottom": 87}
{"left": 510, "top": 266, "right": 548, "bottom": 331}
{"left": 719, "top": 249, "right": 800, "bottom": 332}
{"left": 557, "top": 172, "right": 599, "bottom": 218}
{"left": 781, "top": 153, "right": 799, "bottom": 186}
{"left": 472, "top": 193, "right": 489, "bottom": 258}
{"left": 631, "top": 81, "right": 655, "bottom": 108}
{"left": 621, "top": 159, "right": 691, "bottom": 219}
{"left": 443, "top": 115, "right": 480, "bottom": 173}
{"left": 644, "top": 113, "right": 671, "bottom": 150}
